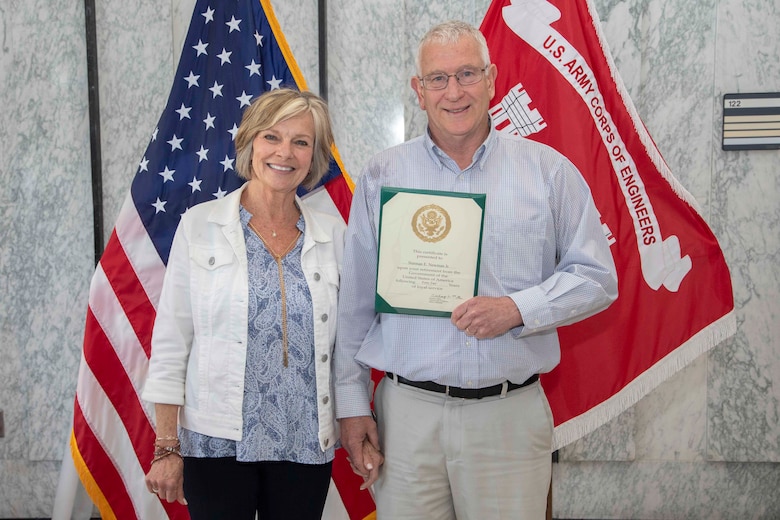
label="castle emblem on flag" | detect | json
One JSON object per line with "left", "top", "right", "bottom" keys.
{"left": 490, "top": 83, "right": 547, "bottom": 137}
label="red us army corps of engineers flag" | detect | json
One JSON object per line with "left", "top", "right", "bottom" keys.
{"left": 481, "top": 0, "right": 736, "bottom": 448}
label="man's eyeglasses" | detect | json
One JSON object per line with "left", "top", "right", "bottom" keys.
{"left": 419, "top": 65, "right": 490, "bottom": 90}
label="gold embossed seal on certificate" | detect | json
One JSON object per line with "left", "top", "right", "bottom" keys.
{"left": 375, "top": 187, "right": 486, "bottom": 317}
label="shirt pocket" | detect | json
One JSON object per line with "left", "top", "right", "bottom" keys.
{"left": 320, "top": 264, "right": 340, "bottom": 289}
{"left": 485, "top": 218, "right": 547, "bottom": 290}
{"left": 320, "top": 264, "right": 340, "bottom": 303}
{"left": 189, "top": 245, "right": 237, "bottom": 314}
{"left": 319, "top": 264, "right": 340, "bottom": 343}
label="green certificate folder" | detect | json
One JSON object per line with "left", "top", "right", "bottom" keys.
{"left": 375, "top": 187, "right": 486, "bottom": 317}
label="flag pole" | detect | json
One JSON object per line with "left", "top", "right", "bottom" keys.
{"left": 84, "top": 0, "right": 104, "bottom": 265}
{"left": 318, "top": 0, "right": 328, "bottom": 100}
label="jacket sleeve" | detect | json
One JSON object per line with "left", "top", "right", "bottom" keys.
{"left": 142, "top": 221, "right": 194, "bottom": 405}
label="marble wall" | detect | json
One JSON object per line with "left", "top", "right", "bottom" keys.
{"left": 1, "top": 0, "right": 777, "bottom": 517}
{"left": 1, "top": 0, "right": 95, "bottom": 516}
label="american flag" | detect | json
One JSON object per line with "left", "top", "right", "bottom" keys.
{"left": 68, "top": 0, "right": 365, "bottom": 518}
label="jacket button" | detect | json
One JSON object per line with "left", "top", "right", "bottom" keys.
{"left": 209, "top": 257, "right": 215, "bottom": 266}
{"left": 322, "top": 396, "right": 329, "bottom": 404}
{"left": 313, "top": 272, "right": 321, "bottom": 281}
{"left": 321, "top": 314, "right": 328, "bottom": 322}
{"left": 321, "top": 354, "right": 328, "bottom": 362}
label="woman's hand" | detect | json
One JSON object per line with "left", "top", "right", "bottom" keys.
{"left": 145, "top": 454, "right": 187, "bottom": 505}
{"left": 356, "top": 438, "right": 384, "bottom": 490}
{"left": 146, "top": 404, "right": 187, "bottom": 505}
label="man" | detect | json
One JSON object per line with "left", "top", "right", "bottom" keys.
{"left": 334, "top": 20, "right": 618, "bottom": 519}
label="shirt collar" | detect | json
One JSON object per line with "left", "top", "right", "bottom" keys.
{"left": 422, "top": 118, "right": 497, "bottom": 173}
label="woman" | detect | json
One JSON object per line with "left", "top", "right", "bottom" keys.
{"left": 143, "top": 88, "right": 345, "bottom": 519}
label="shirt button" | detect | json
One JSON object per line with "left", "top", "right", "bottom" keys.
{"left": 322, "top": 396, "right": 329, "bottom": 404}
{"left": 313, "top": 272, "right": 321, "bottom": 281}
{"left": 321, "top": 354, "right": 329, "bottom": 362}
{"left": 466, "top": 381, "right": 473, "bottom": 387}
{"left": 208, "top": 257, "right": 215, "bottom": 266}
{"left": 321, "top": 314, "right": 328, "bottom": 322}
{"left": 465, "top": 341, "right": 471, "bottom": 347}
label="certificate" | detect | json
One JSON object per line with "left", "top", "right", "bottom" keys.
{"left": 375, "top": 187, "right": 486, "bottom": 317}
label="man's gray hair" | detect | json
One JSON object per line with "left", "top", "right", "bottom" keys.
{"left": 416, "top": 20, "right": 491, "bottom": 75}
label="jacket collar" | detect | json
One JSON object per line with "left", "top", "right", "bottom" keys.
{"left": 298, "top": 195, "right": 332, "bottom": 246}
{"left": 208, "top": 182, "right": 247, "bottom": 226}
{"left": 207, "top": 182, "right": 333, "bottom": 245}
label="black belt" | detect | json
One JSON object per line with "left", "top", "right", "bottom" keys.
{"left": 385, "top": 372, "right": 539, "bottom": 399}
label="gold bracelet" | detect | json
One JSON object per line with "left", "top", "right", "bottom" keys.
{"left": 150, "top": 448, "right": 183, "bottom": 465}
{"left": 153, "top": 439, "right": 181, "bottom": 449}
{"left": 153, "top": 444, "right": 182, "bottom": 456}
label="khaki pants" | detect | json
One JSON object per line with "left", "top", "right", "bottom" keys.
{"left": 373, "top": 376, "right": 553, "bottom": 520}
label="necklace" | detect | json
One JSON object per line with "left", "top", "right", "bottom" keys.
{"left": 248, "top": 222, "right": 300, "bottom": 259}
{"left": 247, "top": 221, "right": 301, "bottom": 367}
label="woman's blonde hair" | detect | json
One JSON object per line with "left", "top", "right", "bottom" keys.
{"left": 235, "top": 88, "right": 334, "bottom": 190}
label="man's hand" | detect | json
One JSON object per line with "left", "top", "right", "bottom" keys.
{"left": 451, "top": 295, "right": 523, "bottom": 339}
{"left": 340, "top": 415, "right": 383, "bottom": 490}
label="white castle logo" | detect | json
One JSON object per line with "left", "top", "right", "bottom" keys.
{"left": 490, "top": 83, "right": 547, "bottom": 137}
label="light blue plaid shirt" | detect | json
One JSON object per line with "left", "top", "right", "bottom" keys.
{"left": 334, "top": 123, "right": 618, "bottom": 418}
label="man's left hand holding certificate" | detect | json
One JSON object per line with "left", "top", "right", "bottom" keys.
{"left": 375, "top": 187, "right": 486, "bottom": 317}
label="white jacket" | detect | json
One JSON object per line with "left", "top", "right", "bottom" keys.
{"left": 142, "top": 185, "right": 345, "bottom": 451}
